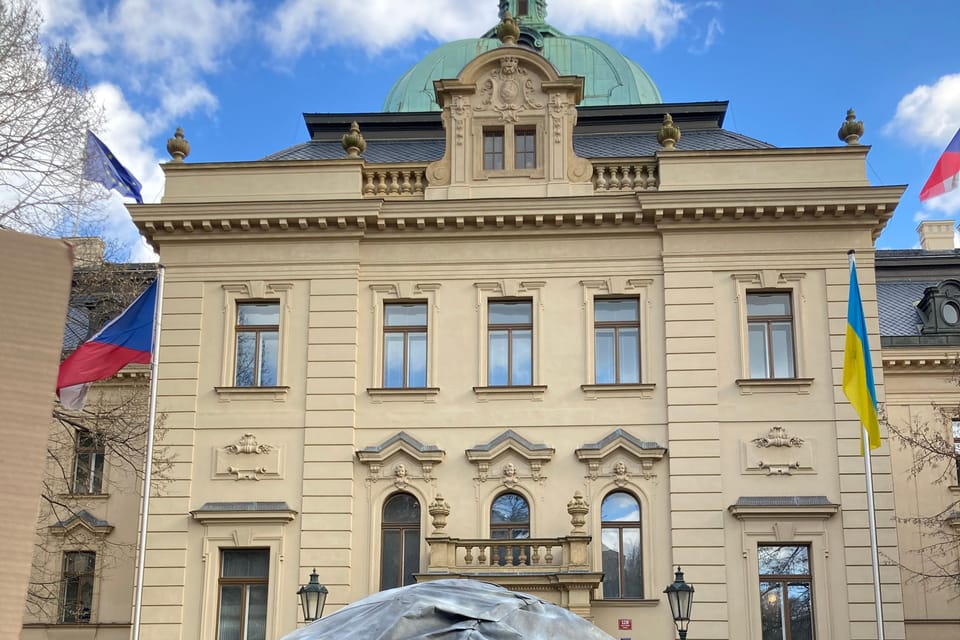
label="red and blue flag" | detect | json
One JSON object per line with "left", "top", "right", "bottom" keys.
{"left": 919, "top": 128, "right": 960, "bottom": 202}
{"left": 57, "top": 278, "right": 157, "bottom": 410}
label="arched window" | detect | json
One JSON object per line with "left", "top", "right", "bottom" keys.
{"left": 490, "top": 492, "right": 530, "bottom": 565}
{"left": 380, "top": 493, "right": 421, "bottom": 590}
{"left": 601, "top": 491, "right": 642, "bottom": 598}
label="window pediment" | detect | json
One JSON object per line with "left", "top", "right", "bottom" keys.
{"left": 575, "top": 428, "right": 667, "bottom": 482}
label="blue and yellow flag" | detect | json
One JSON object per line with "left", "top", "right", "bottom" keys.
{"left": 83, "top": 130, "right": 143, "bottom": 204}
{"left": 842, "top": 251, "right": 881, "bottom": 452}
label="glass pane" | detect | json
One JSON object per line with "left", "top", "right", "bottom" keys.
{"left": 787, "top": 583, "right": 814, "bottom": 640}
{"left": 489, "top": 301, "right": 531, "bottom": 324}
{"left": 759, "top": 581, "right": 785, "bottom": 640}
{"left": 747, "top": 293, "right": 791, "bottom": 317}
{"left": 380, "top": 530, "right": 401, "bottom": 590}
{"left": 943, "top": 301, "right": 960, "bottom": 325}
{"left": 222, "top": 550, "right": 269, "bottom": 578}
{"left": 383, "top": 333, "right": 405, "bottom": 388}
{"left": 258, "top": 332, "right": 278, "bottom": 386}
{"left": 62, "top": 577, "right": 80, "bottom": 622}
{"left": 403, "top": 528, "right": 421, "bottom": 586}
{"left": 488, "top": 330, "right": 509, "bottom": 386}
{"left": 759, "top": 545, "right": 810, "bottom": 575}
{"left": 748, "top": 323, "right": 770, "bottom": 378}
{"left": 595, "top": 328, "right": 615, "bottom": 384}
{"left": 91, "top": 453, "right": 104, "bottom": 493}
{"left": 383, "top": 493, "right": 421, "bottom": 523}
{"left": 385, "top": 303, "right": 427, "bottom": 327}
{"left": 511, "top": 329, "right": 532, "bottom": 385}
{"left": 622, "top": 527, "right": 642, "bottom": 598}
{"left": 595, "top": 299, "right": 638, "bottom": 322}
{"left": 238, "top": 303, "right": 279, "bottom": 326}
{"left": 770, "top": 322, "right": 795, "bottom": 378}
{"left": 235, "top": 332, "right": 256, "bottom": 386}
{"left": 601, "top": 528, "right": 621, "bottom": 598}
{"left": 74, "top": 454, "right": 91, "bottom": 493}
{"left": 618, "top": 328, "right": 640, "bottom": 383}
{"left": 218, "top": 584, "right": 242, "bottom": 640}
{"left": 602, "top": 492, "right": 640, "bottom": 522}
{"left": 491, "top": 493, "right": 529, "bottom": 523}
{"left": 246, "top": 585, "right": 268, "bottom": 640}
{"left": 407, "top": 332, "right": 427, "bottom": 387}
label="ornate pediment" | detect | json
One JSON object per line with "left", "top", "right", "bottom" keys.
{"left": 575, "top": 428, "right": 667, "bottom": 482}
{"left": 357, "top": 431, "right": 445, "bottom": 485}
{"left": 465, "top": 429, "right": 555, "bottom": 484}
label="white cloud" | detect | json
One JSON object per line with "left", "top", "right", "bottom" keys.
{"left": 264, "top": 0, "right": 689, "bottom": 57}
{"left": 920, "top": 189, "right": 960, "bottom": 217}
{"left": 886, "top": 73, "right": 960, "bottom": 146}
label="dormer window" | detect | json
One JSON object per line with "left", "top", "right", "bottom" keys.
{"left": 480, "top": 124, "right": 538, "bottom": 173}
{"left": 917, "top": 279, "right": 960, "bottom": 335}
{"left": 484, "top": 128, "right": 505, "bottom": 170}
{"left": 515, "top": 127, "right": 536, "bottom": 169}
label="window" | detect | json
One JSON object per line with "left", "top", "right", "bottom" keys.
{"left": 217, "top": 549, "right": 269, "bottom": 640}
{"left": 72, "top": 431, "right": 105, "bottom": 494}
{"left": 380, "top": 493, "right": 421, "bottom": 590}
{"left": 601, "top": 492, "right": 643, "bottom": 599}
{"left": 383, "top": 303, "right": 428, "bottom": 388}
{"left": 595, "top": 299, "right": 640, "bottom": 384}
{"left": 60, "top": 551, "right": 95, "bottom": 623}
{"left": 488, "top": 301, "right": 533, "bottom": 386}
{"left": 517, "top": 0, "right": 529, "bottom": 16}
{"left": 747, "top": 292, "right": 796, "bottom": 379}
{"left": 234, "top": 303, "right": 279, "bottom": 387}
{"left": 759, "top": 545, "right": 815, "bottom": 640}
{"left": 490, "top": 492, "right": 530, "bottom": 565}
{"left": 515, "top": 127, "right": 536, "bottom": 169}
{"left": 483, "top": 128, "right": 504, "bottom": 170}
{"left": 953, "top": 418, "right": 960, "bottom": 484}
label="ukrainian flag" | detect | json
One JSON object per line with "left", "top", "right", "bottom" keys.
{"left": 842, "top": 251, "right": 881, "bottom": 452}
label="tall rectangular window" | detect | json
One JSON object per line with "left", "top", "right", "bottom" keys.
{"left": 747, "top": 292, "right": 796, "bottom": 379}
{"left": 759, "top": 544, "right": 815, "bottom": 640}
{"left": 217, "top": 549, "right": 269, "bottom": 640}
{"left": 72, "top": 431, "right": 105, "bottom": 494}
{"left": 60, "top": 551, "right": 95, "bottom": 623}
{"left": 483, "top": 128, "right": 504, "bottom": 170}
{"left": 488, "top": 300, "right": 532, "bottom": 386}
{"left": 383, "top": 302, "right": 428, "bottom": 388}
{"left": 595, "top": 298, "right": 640, "bottom": 384}
{"left": 235, "top": 302, "right": 279, "bottom": 387}
{"left": 514, "top": 127, "right": 536, "bottom": 169}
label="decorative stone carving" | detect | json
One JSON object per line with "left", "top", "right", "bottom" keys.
{"left": 215, "top": 433, "right": 281, "bottom": 481}
{"left": 613, "top": 460, "right": 630, "bottom": 486}
{"left": 224, "top": 433, "right": 272, "bottom": 454}
{"left": 576, "top": 429, "right": 667, "bottom": 483}
{"left": 166, "top": 127, "right": 190, "bottom": 162}
{"left": 502, "top": 462, "right": 519, "bottom": 487}
{"left": 752, "top": 425, "right": 804, "bottom": 448}
{"left": 428, "top": 494, "right": 451, "bottom": 533}
{"left": 341, "top": 121, "right": 366, "bottom": 157}
{"left": 567, "top": 491, "right": 590, "bottom": 535}
{"left": 838, "top": 108, "right": 863, "bottom": 145}
{"left": 466, "top": 430, "right": 554, "bottom": 485}
{"left": 743, "top": 425, "right": 813, "bottom": 476}
{"left": 393, "top": 463, "right": 409, "bottom": 488}
{"left": 357, "top": 431, "right": 445, "bottom": 485}
{"left": 450, "top": 95, "right": 469, "bottom": 146}
{"left": 657, "top": 113, "right": 681, "bottom": 150}
{"left": 475, "top": 58, "right": 543, "bottom": 123}
{"left": 495, "top": 11, "right": 520, "bottom": 45}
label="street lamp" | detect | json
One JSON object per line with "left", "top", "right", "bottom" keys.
{"left": 663, "top": 566, "right": 695, "bottom": 640}
{"left": 297, "top": 568, "right": 328, "bottom": 622}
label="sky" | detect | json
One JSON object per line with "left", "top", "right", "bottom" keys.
{"left": 35, "top": 0, "right": 960, "bottom": 261}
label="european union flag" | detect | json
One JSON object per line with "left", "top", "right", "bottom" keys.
{"left": 83, "top": 130, "right": 143, "bottom": 204}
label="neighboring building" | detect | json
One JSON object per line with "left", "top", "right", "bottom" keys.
{"left": 878, "top": 223, "right": 960, "bottom": 640}
{"left": 23, "top": 3, "right": 960, "bottom": 640}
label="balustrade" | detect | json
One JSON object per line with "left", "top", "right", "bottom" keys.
{"left": 362, "top": 166, "right": 427, "bottom": 197}
{"left": 592, "top": 160, "right": 659, "bottom": 192}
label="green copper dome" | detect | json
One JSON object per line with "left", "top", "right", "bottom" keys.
{"left": 383, "top": 1, "right": 662, "bottom": 112}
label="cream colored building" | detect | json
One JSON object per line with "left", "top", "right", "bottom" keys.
{"left": 25, "top": 3, "right": 960, "bottom": 640}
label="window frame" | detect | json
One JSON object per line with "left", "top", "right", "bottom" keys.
{"left": 368, "top": 283, "right": 441, "bottom": 396}
{"left": 757, "top": 544, "right": 816, "bottom": 640}
{"left": 72, "top": 431, "right": 105, "bottom": 495}
{"left": 60, "top": 550, "right": 96, "bottom": 624}
{"left": 219, "top": 282, "right": 293, "bottom": 394}
{"left": 746, "top": 291, "right": 797, "bottom": 380}
{"left": 483, "top": 127, "right": 505, "bottom": 170}
{"left": 514, "top": 126, "right": 536, "bottom": 170}
{"left": 593, "top": 297, "right": 642, "bottom": 385}
{"left": 474, "top": 281, "right": 545, "bottom": 392}
{"left": 600, "top": 490, "right": 644, "bottom": 600}
{"left": 487, "top": 299, "right": 534, "bottom": 387}
{"left": 234, "top": 301, "right": 281, "bottom": 387}
{"left": 382, "top": 302, "right": 429, "bottom": 389}
{"left": 474, "top": 121, "right": 541, "bottom": 177}
{"left": 379, "top": 492, "right": 422, "bottom": 590}
{"left": 489, "top": 491, "right": 531, "bottom": 566}
{"left": 952, "top": 417, "right": 960, "bottom": 485}
{"left": 216, "top": 548, "right": 270, "bottom": 640}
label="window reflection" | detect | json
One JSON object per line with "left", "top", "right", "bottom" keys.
{"left": 601, "top": 491, "right": 642, "bottom": 599}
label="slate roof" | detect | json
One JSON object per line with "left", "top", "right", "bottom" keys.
{"left": 263, "top": 129, "right": 772, "bottom": 162}
{"left": 877, "top": 281, "right": 929, "bottom": 337}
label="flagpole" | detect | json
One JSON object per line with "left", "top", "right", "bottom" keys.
{"left": 131, "top": 265, "right": 164, "bottom": 640}
{"left": 849, "top": 250, "right": 885, "bottom": 640}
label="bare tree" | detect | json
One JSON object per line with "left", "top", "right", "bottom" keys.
{"left": 24, "top": 255, "right": 168, "bottom": 623}
{"left": 0, "top": 0, "right": 106, "bottom": 235}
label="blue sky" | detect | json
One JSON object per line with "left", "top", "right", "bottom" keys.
{"left": 37, "top": 0, "right": 960, "bottom": 260}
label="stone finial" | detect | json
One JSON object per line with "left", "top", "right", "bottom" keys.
{"left": 166, "top": 127, "right": 190, "bottom": 162}
{"left": 341, "top": 121, "right": 366, "bottom": 158}
{"left": 838, "top": 108, "right": 864, "bottom": 145}
{"left": 567, "top": 491, "right": 590, "bottom": 535}
{"left": 657, "top": 113, "right": 681, "bottom": 150}
{"left": 496, "top": 10, "right": 520, "bottom": 46}
{"left": 428, "top": 494, "right": 451, "bottom": 534}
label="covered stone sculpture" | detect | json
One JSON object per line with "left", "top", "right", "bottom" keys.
{"left": 282, "top": 578, "right": 614, "bottom": 640}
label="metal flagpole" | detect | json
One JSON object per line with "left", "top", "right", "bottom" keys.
{"left": 849, "top": 251, "right": 885, "bottom": 640}
{"left": 131, "top": 265, "right": 164, "bottom": 640}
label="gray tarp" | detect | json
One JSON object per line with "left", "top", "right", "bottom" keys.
{"left": 282, "top": 579, "right": 615, "bottom": 640}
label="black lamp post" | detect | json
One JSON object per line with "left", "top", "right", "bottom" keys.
{"left": 663, "top": 566, "right": 695, "bottom": 640}
{"left": 297, "top": 568, "right": 328, "bottom": 622}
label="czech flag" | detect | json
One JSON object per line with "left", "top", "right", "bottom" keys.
{"left": 842, "top": 252, "right": 881, "bottom": 452}
{"left": 919, "top": 128, "right": 960, "bottom": 202}
{"left": 57, "top": 278, "right": 158, "bottom": 410}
